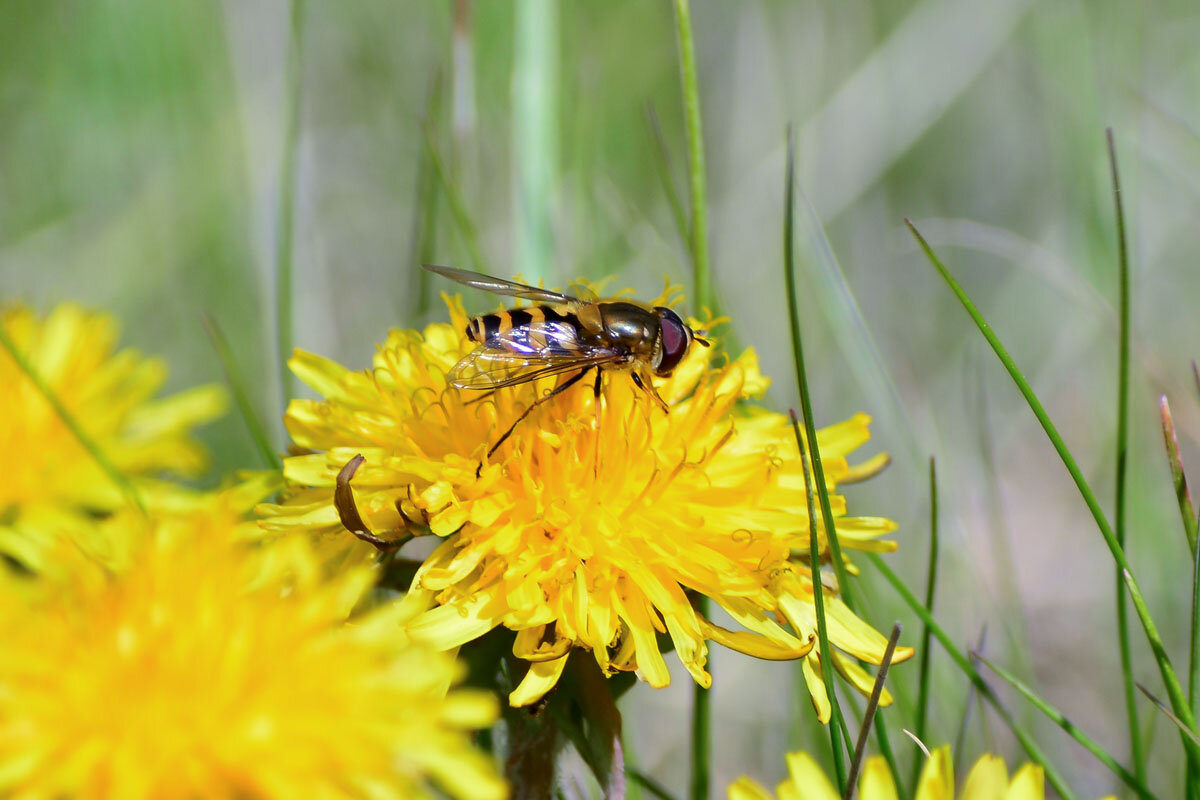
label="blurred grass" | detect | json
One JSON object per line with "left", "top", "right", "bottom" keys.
{"left": 2, "top": 1, "right": 1200, "bottom": 795}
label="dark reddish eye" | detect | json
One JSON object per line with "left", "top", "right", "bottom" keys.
{"left": 654, "top": 307, "right": 690, "bottom": 375}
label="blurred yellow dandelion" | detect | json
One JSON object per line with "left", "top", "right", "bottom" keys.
{"left": 728, "top": 747, "right": 1080, "bottom": 800}
{"left": 0, "top": 503, "right": 506, "bottom": 800}
{"left": 260, "top": 293, "right": 907, "bottom": 709}
{"left": 0, "top": 303, "right": 226, "bottom": 575}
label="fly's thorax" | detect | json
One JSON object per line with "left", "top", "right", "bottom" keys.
{"left": 596, "top": 301, "right": 661, "bottom": 362}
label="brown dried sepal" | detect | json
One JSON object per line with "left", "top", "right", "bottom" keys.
{"left": 335, "top": 454, "right": 408, "bottom": 553}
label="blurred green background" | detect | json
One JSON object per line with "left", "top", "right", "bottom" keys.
{"left": 4, "top": 0, "right": 1200, "bottom": 795}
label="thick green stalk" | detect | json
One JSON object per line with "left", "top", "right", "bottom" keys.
{"left": 906, "top": 220, "right": 1200, "bottom": 759}
{"left": 869, "top": 555, "right": 1077, "bottom": 800}
{"left": 0, "top": 325, "right": 145, "bottom": 513}
{"left": 1108, "top": 127, "right": 1144, "bottom": 784}
{"left": 793, "top": 412, "right": 848, "bottom": 791}
{"left": 512, "top": 0, "right": 557, "bottom": 287}
{"left": 275, "top": 0, "right": 305, "bottom": 414}
{"left": 672, "top": 6, "right": 715, "bottom": 797}
{"left": 672, "top": 0, "right": 714, "bottom": 314}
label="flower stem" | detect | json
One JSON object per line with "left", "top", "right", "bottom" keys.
{"left": 906, "top": 218, "right": 1200, "bottom": 763}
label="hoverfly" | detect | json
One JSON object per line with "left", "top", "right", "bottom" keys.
{"left": 423, "top": 264, "right": 710, "bottom": 459}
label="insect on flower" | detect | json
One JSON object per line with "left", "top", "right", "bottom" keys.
{"left": 423, "top": 264, "right": 710, "bottom": 458}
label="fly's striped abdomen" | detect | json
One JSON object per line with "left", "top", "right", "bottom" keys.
{"left": 467, "top": 304, "right": 583, "bottom": 356}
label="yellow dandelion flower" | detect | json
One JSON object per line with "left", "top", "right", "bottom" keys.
{"left": 0, "top": 303, "right": 226, "bottom": 575}
{"left": 259, "top": 293, "right": 907, "bottom": 709}
{"left": 728, "top": 747, "right": 1114, "bottom": 800}
{"left": 0, "top": 502, "right": 506, "bottom": 800}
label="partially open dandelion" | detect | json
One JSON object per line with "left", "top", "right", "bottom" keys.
{"left": 0, "top": 501, "right": 506, "bottom": 800}
{"left": 728, "top": 747, "right": 1067, "bottom": 800}
{"left": 260, "top": 292, "right": 907, "bottom": 709}
{"left": 0, "top": 303, "right": 226, "bottom": 575}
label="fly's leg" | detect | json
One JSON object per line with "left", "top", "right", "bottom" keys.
{"left": 477, "top": 366, "right": 593, "bottom": 476}
{"left": 592, "top": 368, "right": 603, "bottom": 475}
{"left": 630, "top": 370, "right": 669, "bottom": 414}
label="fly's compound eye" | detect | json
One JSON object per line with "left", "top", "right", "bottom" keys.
{"left": 653, "top": 306, "right": 691, "bottom": 375}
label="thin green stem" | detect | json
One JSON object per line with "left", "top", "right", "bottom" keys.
{"left": 410, "top": 72, "right": 445, "bottom": 319}
{"left": 644, "top": 104, "right": 690, "bottom": 252}
{"left": 1108, "top": 127, "right": 1145, "bottom": 785}
{"left": 793, "top": 411, "right": 848, "bottom": 792}
{"left": 0, "top": 324, "right": 145, "bottom": 512}
{"left": 201, "top": 314, "right": 281, "bottom": 471}
{"left": 910, "top": 457, "right": 939, "bottom": 790}
{"left": 846, "top": 624, "right": 902, "bottom": 800}
{"left": 976, "top": 654, "right": 1156, "bottom": 799}
{"left": 672, "top": 0, "right": 714, "bottom": 314}
{"left": 275, "top": 0, "right": 305, "bottom": 413}
{"left": 672, "top": 7, "right": 715, "bottom": 797}
{"left": 868, "top": 554, "right": 1077, "bottom": 800}
{"left": 906, "top": 219, "right": 1200, "bottom": 758}
{"left": 421, "top": 120, "right": 487, "bottom": 274}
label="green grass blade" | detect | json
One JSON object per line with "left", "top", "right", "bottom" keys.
{"left": 785, "top": 134, "right": 855, "bottom": 609}
{"left": 909, "top": 457, "right": 939, "bottom": 790}
{"left": 976, "top": 653, "right": 1155, "bottom": 798}
{"left": 202, "top": 313, "right": 281, "bottom": 471}
{"left": 1139, "top": 683, "right": 1200, "bottom": 748}
{"left": 275, "top": 0, "right": 305, "bottom": 413}
{"left": 644, "top": 104, "right": 690, "bottom": 252}
{"left": 868, "top": 554, "right": 1078, "bottom": 800}
{"left": 672, "top": 0, "right": 714, "bottom": 314}
{"left": 421, "top": 119, "right": 487, "bottom": 274}
{"left": 1107, "top": 127, "right": 1145, "bottom": 784}
{"left": 951, "top": 626, "right": 986, "bottom": 779}
{"left": 0, "top": 323, "right": 145, "bottom": 513}
{"left": 409, "top": 72, "right": 445, "bottom": 319}
{"left": 905, "top": 219, "right": 1200, "bottom": 757}
{"left": 628, "top": 768, "right": 677, "bottom": 800}
{"left": 793, "top": 410, "right": 848, "bottom": 792}
{"left": 512, "top": 0, "right": 557, "bottom": 287}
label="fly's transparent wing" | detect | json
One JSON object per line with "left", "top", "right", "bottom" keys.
{"left": 448, "top": 321, "right": 627, "bottom": 390}
{"left": 423, "top": 264, "right": 580, "bottom": 305}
